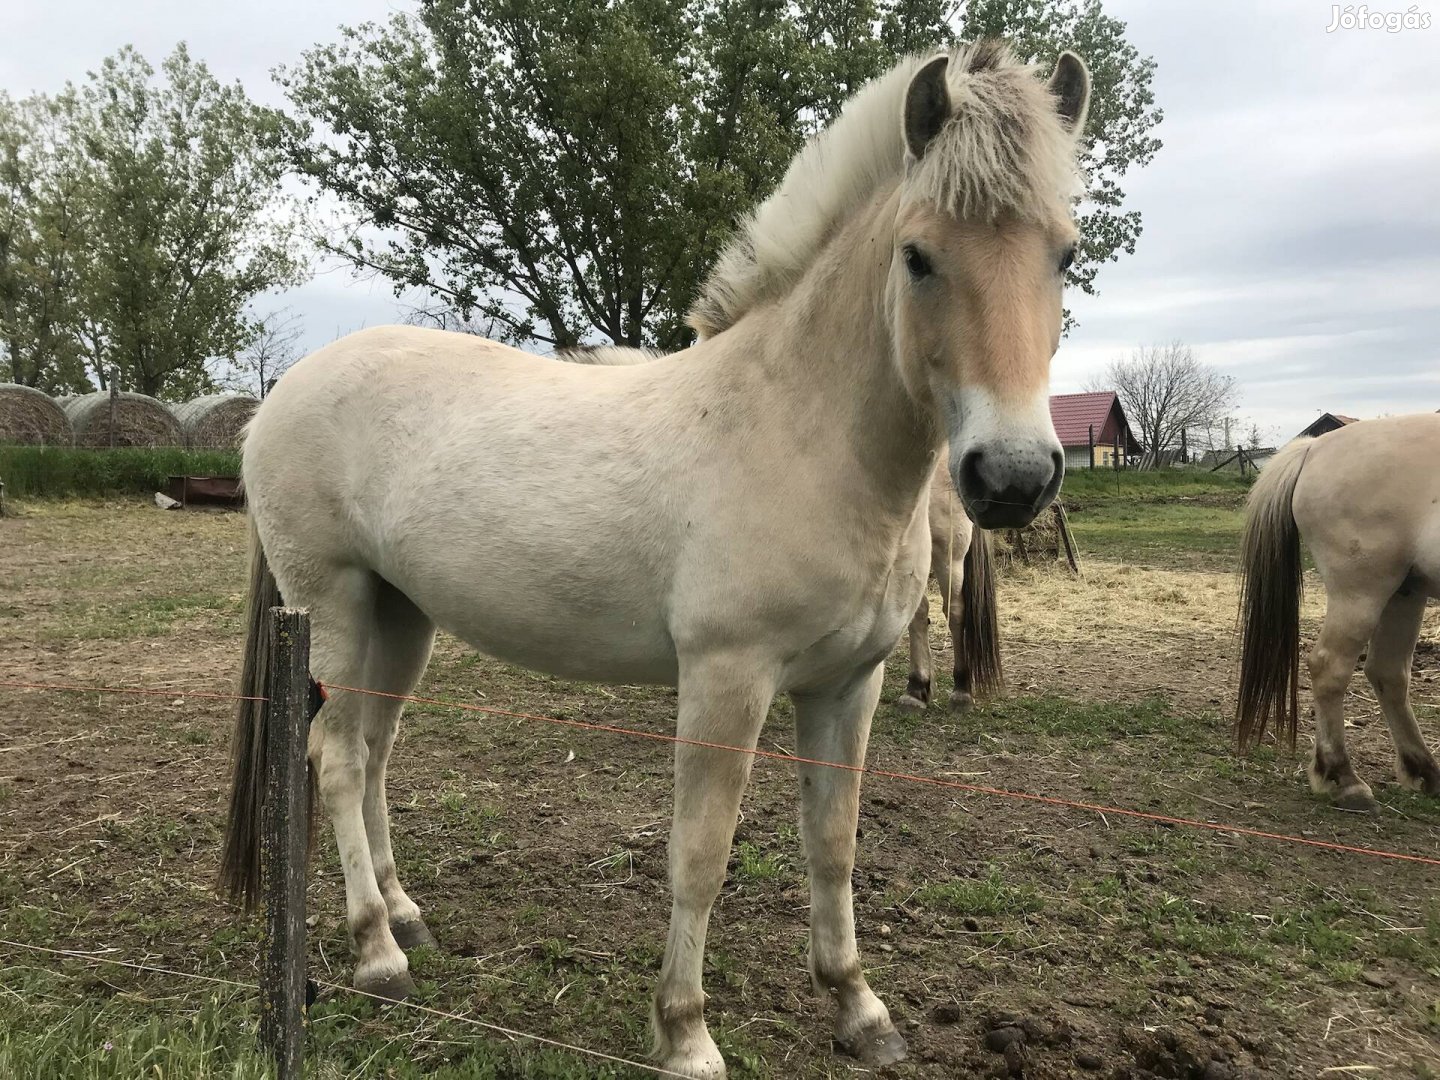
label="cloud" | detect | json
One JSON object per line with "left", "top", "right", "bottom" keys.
{"left": 1064, "top": 0, "right": 1440, "bottom": 438}
{"left": 4, "top": 0, "right": 1436, "bottom": 438}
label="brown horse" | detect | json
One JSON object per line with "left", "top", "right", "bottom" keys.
{"left": 1236, "top": 414, "right": 1440, "bottom": 810}
{"left": 897, "top": 457, "right": 1002, "bottom": 711}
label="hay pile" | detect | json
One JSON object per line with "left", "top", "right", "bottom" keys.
{"left": 61, "top": 391, "right": 182, "bottom": 448}
{"left": 994, "top": 501, "right": 1080, "bottom": 572}
{"left": 0, "top": 383, "right": 73, "bottom": 445}
{"left": 174, "top": 393, "right": 258, "bottom": 449}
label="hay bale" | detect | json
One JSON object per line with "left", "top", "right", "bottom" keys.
{"left": 174, "top": 393, "right": 259, "bottom": 449}
{"left": 0, "top": 383, "right": 73, "bottom": 445}
{"left": 61, "top": 391, "right": 182, "bottom": 448}
{"left": 996, "top": 500, "right": 1080, "bottom": 573}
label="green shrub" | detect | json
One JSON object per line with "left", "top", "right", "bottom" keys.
{"left": 0, "top": 446, "right": 240, "bottom": 499}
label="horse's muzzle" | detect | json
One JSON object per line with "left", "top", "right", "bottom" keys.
{"left": 956, "top": 447, "right": 1064, "bottom": 529}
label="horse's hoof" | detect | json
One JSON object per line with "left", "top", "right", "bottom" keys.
{"left": 1397, "top": 758, "right": 1440, "bottom": 796}
{"left": 658, "top": 1048, "right": 726, "bottom": 1079}
{"left": 1333, "top": 786, "right": 1378, "bottom": 813}
{"left": 839, "top": 1024, "right": 908, "bottom": 1069}
{"left": 896, "top": 695, "right": 927, "bottom": 713}
{"left": 357, "top": 968, "right": 416, "bottom": 1003}
{"left": 391, "top": 918, "right": 438, "bottom": 951}
{"left": 948, "top": 689, "right": 973, "bottom": 712}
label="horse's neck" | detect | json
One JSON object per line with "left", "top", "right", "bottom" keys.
{"left": 764, "top": 188, "right": 939, "bottom": 520}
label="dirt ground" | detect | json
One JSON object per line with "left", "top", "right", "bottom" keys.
{"left": 2, "top": 500, "right": 1439, "bottom": 1078}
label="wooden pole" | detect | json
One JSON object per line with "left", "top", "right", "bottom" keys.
{"left": 108, "top": 368, "right": 119, "bottom": 449}
{"left": 260, "top": 607, "right": 310, "bottom": 1080}
{"left": 1088, "top": 424, "right": 1095, "bottom": 470}
{"left": 1054, "top": 501, "right": 1081, "bottom": 575}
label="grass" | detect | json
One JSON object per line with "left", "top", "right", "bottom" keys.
{"left": 1060, "top": 466, "right": 1252, "bottom": 507}
{"left": 1068, "top": 503, "right": 1246, "bottom": 570}
{"left": 7, "top": 499, "right": 1440, "bottom": 1077}
{"left": 0, "top": 445, "right": 239, "bottom": 499}
{"left": 913, "top": 867, "right": 1043, "bottom": 917}
{"left": 1053, "top": 468, "right": 1252, "bottom": 570}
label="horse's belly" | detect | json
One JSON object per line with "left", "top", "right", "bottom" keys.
{"left": 392, "top": 566, "right": 681, "bottom": 686}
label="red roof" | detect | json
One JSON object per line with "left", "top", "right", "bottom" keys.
{"left": 1049, "top": 391, "right": 1122, "bottom": 447}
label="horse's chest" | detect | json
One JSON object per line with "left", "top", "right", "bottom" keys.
{"left": 783, "top": 544, "right": 929, "bottom": 690}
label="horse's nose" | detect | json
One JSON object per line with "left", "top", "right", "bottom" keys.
{"left": 957, "top": 447, "right": 1064, "bottom": 529}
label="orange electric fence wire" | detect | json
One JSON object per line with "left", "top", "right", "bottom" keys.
{"left": 5, "top": 676, "right": 1440, "bottom": 870}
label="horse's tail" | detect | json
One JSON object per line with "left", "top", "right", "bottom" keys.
{"left": 217, "top": 516, "right": 285, "bottom": 909}
{"left": 1235, "top": 438, "right": 1311, "bottom": 752}
{"left": 957, "top": 528, "right": 1003, "bottom": 699}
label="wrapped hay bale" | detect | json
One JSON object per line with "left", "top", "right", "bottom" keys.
{"left": 0, "top": 383, "right": 73, "bottom": 445}
{"left": 61, "top": 391, "right": 182, "bottom": 448}
{"left": 174, "top": 393, "right": 259, "bottom": 449}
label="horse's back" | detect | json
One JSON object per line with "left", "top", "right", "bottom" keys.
{"left": 1291, "top": 413, "right": 1440, "bottom": 594}
{"left": 241, "top": 326, "right": 690, "bottom": 681}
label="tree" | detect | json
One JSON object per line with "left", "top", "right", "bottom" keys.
{"left": 282, "top": 0, "right": 1161, "bottom": 350}
{"left": 73, "top": 45, "right": 303, "bottom": 398}
{"left": 1087, "top": 343, "right": 1237, "bottom": 469}
{"left": 225, "top": 309, "right": 304, "bottom": 399}
{"left": 0, "top": 92, "right": 91, "bottom": 392}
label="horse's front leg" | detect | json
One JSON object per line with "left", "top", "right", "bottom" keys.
{"left": 653, "top": 656, "right": 774, "bottom": 1079}
{"left": 791, "top": 663, "right": 906, "bottom": 1068}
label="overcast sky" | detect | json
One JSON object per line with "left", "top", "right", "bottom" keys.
{"left": 3, "top": 0, "right": 1436, "bottom": 441}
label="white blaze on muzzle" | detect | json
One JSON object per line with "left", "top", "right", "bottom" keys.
{"left": 948, "top": 387, "right": 1064, "bottom": 529}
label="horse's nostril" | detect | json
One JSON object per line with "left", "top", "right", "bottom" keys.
{"left": 960, "top": 450, "right": 985, "bottom": 497}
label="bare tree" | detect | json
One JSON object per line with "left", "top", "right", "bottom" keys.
{"left": 402, "top": 302, "right": 501, "bottom": 339}
{"left": 1086, "top": 343, "right": 1237, "bottom": 469}
{"left": 227, "top": 310, "right": 304, "bottom": 399}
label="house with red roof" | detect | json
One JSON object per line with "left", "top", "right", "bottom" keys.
{"left": 1049, "top": 391, "right": 1142, "bottom": 469}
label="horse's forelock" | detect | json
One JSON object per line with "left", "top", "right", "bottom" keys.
{"left": 688, "top": 40, "right": 1084, "bottom": 340}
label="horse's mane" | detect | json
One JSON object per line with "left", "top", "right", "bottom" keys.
{"left": 687, "top": 40, "right": 1085, "bottom": 340}
{"left": 553, "top": 344, "right": 659, "bottom": 366}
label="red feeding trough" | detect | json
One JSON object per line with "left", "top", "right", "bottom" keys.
{"left": 166, "top": 475, "right": 244, "bottom": 510}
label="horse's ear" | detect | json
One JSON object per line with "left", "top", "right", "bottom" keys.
{"left": 904, "top": 55, "right": 951, "bottom": 160}
{"left": 1047, "top": 51, "right": 1091, "bottom": 136}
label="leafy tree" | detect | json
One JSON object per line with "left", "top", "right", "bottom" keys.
{"left": 958, "top": 0, "right": 1162, "bottom": 299}
{"left": 283, "top": 0, "right": 1161, "bottom": 350}
{"left": 0, "top": 92, "right": 91, "bottom": 392}
{"left": 74, "top": 45, "right": 303, "bottom": 398}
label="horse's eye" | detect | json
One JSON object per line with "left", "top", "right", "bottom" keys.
{"left": 903, "top": 246, "right": 932, "bottom": 280}
{"left": 1059, "top": 245, "right": 1077, "bottom": 274}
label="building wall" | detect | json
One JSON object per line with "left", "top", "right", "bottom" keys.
{"left": 1063, "top": 444, "right": 1126, "bottom": 469}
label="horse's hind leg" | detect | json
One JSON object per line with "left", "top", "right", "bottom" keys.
{"left": 792, "top": 664, "right": 906, "bottom": 1069}
{"left": 306, "top": 570, "right": 413, "bottom": 999}
{"left": 933, "top": 546, "right": 971, "bottom": 710}
{"left": 1364, "top": 586, "right": 1440, "bottom": 795}
{"left": 897, "top": 594, "right": 933, "bottom": 711}
{"left": 361, "top": 581, "right": 438, "bottom": 949}
{"left": 1308, "top": 593, "right": 1387, "bottom": 811}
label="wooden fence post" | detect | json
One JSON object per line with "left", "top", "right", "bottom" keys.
{"left": 107, "top": 370, "right": 119, "bottom": 449}
{"left": 260, "top": 607, "right": 310, "bottom": 1080}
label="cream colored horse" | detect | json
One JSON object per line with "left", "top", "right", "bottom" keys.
{"left": 1236, "top": 414, "right": 1440, "bottom": 810}
{"left": 221, "top": 41, "right": 1090, "bottom": 1078}
{"left": 897, "top": 458, "right": 1002, "bottom": 711}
